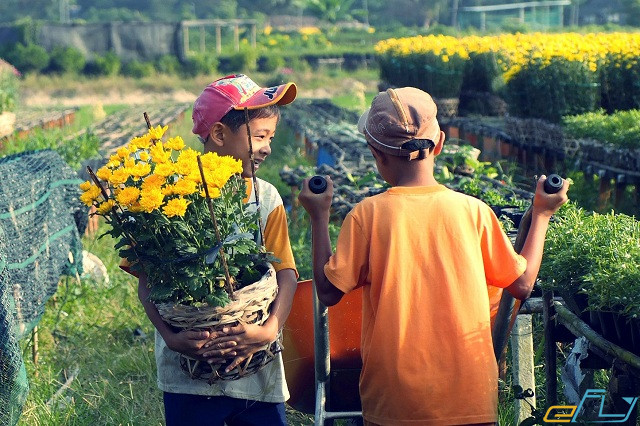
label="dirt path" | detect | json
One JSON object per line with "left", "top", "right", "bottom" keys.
{"left": 21, "top": 88, "right": 198, "bottom": 108}
{"left": 19, "top": 74, "right": 377, "bottom": 108}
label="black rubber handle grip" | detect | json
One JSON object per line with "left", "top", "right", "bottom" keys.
{"left": 309, "top": 175, "right": 328, "bottom": 194}
{"left": 543, "top": 174, "right": 564, "bottom": 194}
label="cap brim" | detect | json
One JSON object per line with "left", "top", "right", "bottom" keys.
{"left": 233, "top": 82, "right": 297, "bottom": 110}
{"left": 357, "top": 108, "right": 370, "bottom": 134}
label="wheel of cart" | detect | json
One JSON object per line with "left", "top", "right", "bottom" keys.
{"left": 283, "top": 280, "right": 512, "bottom": 425}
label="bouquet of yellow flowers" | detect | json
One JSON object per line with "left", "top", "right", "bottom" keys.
{"left": 79, "top": 124, "right": 281, "bottom": 381}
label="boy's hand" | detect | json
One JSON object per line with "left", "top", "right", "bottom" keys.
{"left": 532, "top": 174, "right": 569, "bottom": 218}
{"left": 164, "top": 329, "right": 212, "bottom": 361}
{"left": 200, "top": 323, "right": 277, "bottom": 370}
{"left": 298, "top": 176, "right": 334, "bottom": 221}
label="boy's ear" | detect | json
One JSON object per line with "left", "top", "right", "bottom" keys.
{"left": 208, "top": 122, "right": 226, "bottom": 147}
{"left": 433, "top": 130, "right": 446, "bottom": 156}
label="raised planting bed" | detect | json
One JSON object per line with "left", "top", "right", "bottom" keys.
{"left": 1, "top": 107, "right": 79, "bottom": 142}
{"left": 280, "top": 99, "right": 531, "bottom": 224}
{"left": 84, "top": 103, "right": 190, "bottom": 156}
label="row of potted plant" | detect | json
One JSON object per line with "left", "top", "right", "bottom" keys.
{"left": 375, "top": 32, "right": 640, "bottom": 122}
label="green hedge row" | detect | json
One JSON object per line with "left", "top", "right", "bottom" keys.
{"left": 380, "top": 50, "right": 640, "bottom": 123}
{"left": 0, "top": 42, "right": 374, "bottom": 79}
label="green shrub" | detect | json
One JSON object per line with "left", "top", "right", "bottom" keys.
{"left": 461, "top": 51, "right": 503, "bottom": 94}
{"left": 5, "top": 43, "right": 49, "bottom": 74}
{"left": 84, "top": 51, "right": 121, "bottom": 76}
{"left": 284, "top": 55, "right": 310, "bottom": 72}
{"left": 0, "top": 130, "right": 100, "bottom": 170}
{"left": 154, "top": 54, "right": 181, "bottom": 75}
{"left": 258, "top": 54, "right": 285, "bottom": 73}
{"left": 378, "top": 51, "right": 466, "bottom": 99}
{"left": 562, "top": 109, "right": 640, "bottom": 149}
{"left": 48, "top": 46, "right": 86, "bottom": 74}
{"left": 181, "top": 53, "right": 217, "bottom": 77}
{"left": 504, "top": 56, "right": 599, "bottom": 122}
{"left": 599, "top": 52, "right": 640, "bottom": 113}
{"left": 121, "top": 60, "right": 155, "bottom": 78}
{"left": 219, "top": 49, "right": 258, "bottom": 74}
{"left": 539, "top": 203, "right": 640, "bottom": 320}
{"left": 0, "top": 70, "right": 19, "bottom": 114}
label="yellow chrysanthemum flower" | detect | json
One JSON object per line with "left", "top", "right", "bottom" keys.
{"left": 79, "top": 180, "right": 92, "bottom": 191}
{"left": 139, "top": 188, "right": 165, "bottom": 213}
{"left": 162, "top": 198, "right": 191, "bottom": 218}
{"left": 142, "top": 174, "right": 166, "bottom": 190}
{"left": 131, "top": 163, "right": 152, "bottom": 179}
{"left": 80, "top": 185, "right": 102, "bottom": 206}
{"left": 176, "top": 148, "right": 199, "bottom": 175}
{"left": 96, "top": 166, "right": 112, "bottom": 182}
{"left": 165, "top": 136, "right": 185, "bottom": 151}
{"left": 148, "top": 125, "right": 168, "bottom": 140}
{"left": 173, "top": 179, "right": 198, "bottom": 196}
{"left": 117, "top": 147, "right": 129, "bottom": 159}
{"left": 200, "top": 187, "right": 221, "bottom": 199}
{"left": 109, "top": 168, "right": 131, "bottom": 185}
{"left": 149, "top": 141, "right": 172, "bottom": 164}
{"left": 162, "top": 185, "right": 175, "bottom": 196}
{"left": 154, "top": 162, "right": 175, "bottom": 177}
{"left": 97, "top": 199, "right": 116, "bottom": 215}
{"left": 128, "top": 203, "right": 145, "bottom": 213}
{"left": 139, "top": 151, "right": 150, "bottom": 162}
{"left": 117, "top": 187, "right": 141, "bottom": 206}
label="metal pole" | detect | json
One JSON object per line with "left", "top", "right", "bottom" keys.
{"left": 313, "top": 280, "right": 330, "bottom": 425}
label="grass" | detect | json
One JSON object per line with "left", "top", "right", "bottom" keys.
{"left": 20, "top": 229, "right": 165, "bottom": 425}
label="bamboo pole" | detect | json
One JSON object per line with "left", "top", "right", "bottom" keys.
{"left": 244, "top": 107, "right": 264, "bottom": 246}
{"left": 553, "top": 301, "right": 640, "bottom": 371}
{"left": 544, "top": 291, "right": 558, "bottom": 405}
{"left": 197, "top": 155, "right": 234, "bottom": 298}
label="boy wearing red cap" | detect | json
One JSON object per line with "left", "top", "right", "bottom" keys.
{"left": 136, "top": 74, "right": 299, "bottom": 426}
{"left": 298, "top": 87, "right": 569, "bottom": 425}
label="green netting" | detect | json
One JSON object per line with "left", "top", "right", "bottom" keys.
{"left": 459, "top": 7, "right": 564, "bottom": 31}
{"left": 0, "top": 149, "right": 87, "bottom": 425}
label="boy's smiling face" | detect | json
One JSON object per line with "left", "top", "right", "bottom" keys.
{"left": 204, "top": 115, "right": 279, "bottom": 178}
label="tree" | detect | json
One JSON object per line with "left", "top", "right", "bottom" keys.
{"left": 300, "top": 0, "right": 357, "bottom": 22}
{"left": 621, "top": 0, "right": 640, "bottom": 25}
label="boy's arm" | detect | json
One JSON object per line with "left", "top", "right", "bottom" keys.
{"left": 298, "top": 176, "right": 345, "bottom": 306}
{"left": 309, "top": 213, "right": 345, "bottom": 306}
{"left": 506, "top": 176, "right": 569, "bottom": 300}
{"left": 200, "top": 269, "right": 298, "bottom": 370}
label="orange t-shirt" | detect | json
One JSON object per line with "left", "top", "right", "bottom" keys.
{"left": 324, "top": 185, "right": 526, "bottom": 425}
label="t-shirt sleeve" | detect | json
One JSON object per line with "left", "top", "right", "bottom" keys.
{"left": 263, "top": 204, "right": 298, "bottom": 278}
{"left": 324, "top": 211, "right": 369, "bottom": 294}
{"left": 119, "top": 256, "right": 139, "bottom": 278}
{"left": 480, "top": 205, "right": 527, "bottom": 288}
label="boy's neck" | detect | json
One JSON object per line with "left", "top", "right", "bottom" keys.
{"left": 393, "top": 173, "right": 439, "bottom": 187}
{"left": 387, "top": 157, "right": 439, "bottom": 187}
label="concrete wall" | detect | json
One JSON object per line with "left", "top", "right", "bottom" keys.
{"left": 0, "top": 22, "right": 185, "bottom": 62}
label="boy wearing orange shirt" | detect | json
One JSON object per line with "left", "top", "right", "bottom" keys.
{"left": 298, "top": 87, "right": 568, "bottom": 425}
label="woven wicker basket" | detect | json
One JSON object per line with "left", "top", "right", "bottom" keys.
{"left": 155, "top": 263, "right": 280, "bottom": 383}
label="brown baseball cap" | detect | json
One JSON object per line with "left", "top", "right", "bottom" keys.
{"left": 357, "top": 87, "right": 440, "bottom": 160}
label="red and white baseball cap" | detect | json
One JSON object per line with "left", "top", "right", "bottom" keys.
{"left": 192, "top": 74, "right": 297, "bottom": 141}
